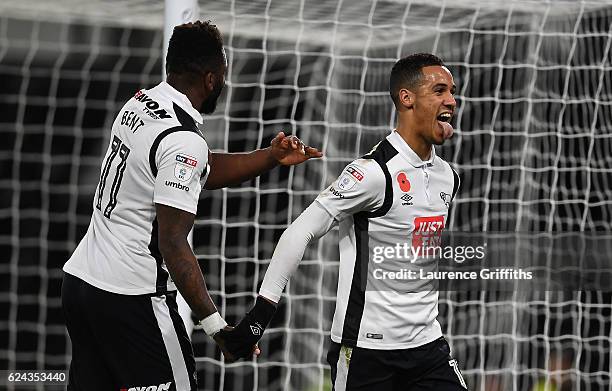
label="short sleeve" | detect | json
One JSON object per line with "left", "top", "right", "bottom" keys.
{"left": 315, "top": 158, "right": 386, "bottom": 220}
{"left": 153, "top": 131, "right": 209, "bottom": 214}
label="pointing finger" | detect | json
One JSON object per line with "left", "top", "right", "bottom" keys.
{"left": 304, "top": 146, "right": 323, "bottom": 158}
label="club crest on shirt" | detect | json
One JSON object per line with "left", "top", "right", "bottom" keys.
{"left": 440, "top": 192, "right": 452, "bottom": 208}
{"left": 174, "top": 154, "right": 197, "bottom": 182}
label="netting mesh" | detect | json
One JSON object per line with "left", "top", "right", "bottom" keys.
{"left": 0, "top": 13, "right": 165, "bottom": 387}
{"left": 1, "top": 0, "right": 611, "bottom": 390}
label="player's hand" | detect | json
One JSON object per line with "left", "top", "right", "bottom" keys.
{"left": 269, "top": 131, "right": 323, "bottom": 166}
{"left": 215, "top": 296, "right": 277, "bottom": 360}
{"left": 214, "top": 325, "right": 261, "bottom": 363}
{"left": 215, "top": 324, "right": 263, "bottom": 361}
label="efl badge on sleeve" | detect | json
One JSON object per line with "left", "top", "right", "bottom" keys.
{"left": 337, "top": 165, "right": 364, "bottom": 191}
{"left": 337, "top": 173, "right": 356, "bottom": 191}
{"left": 174, "top": 154, "right": 197, "bottom": 182}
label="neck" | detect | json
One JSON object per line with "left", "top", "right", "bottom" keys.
{"left": 395, "top": 120, "right": 432, "bottom": 161}
{"left": 166, "top": 74, "right": 203, "bottom": 111}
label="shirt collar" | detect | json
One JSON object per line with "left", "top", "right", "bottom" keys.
{"left": 387, "top": 130, "right": 436, "bottom": 168}
{"left": 152, "top": 81, "right": 204, "bottom": 125}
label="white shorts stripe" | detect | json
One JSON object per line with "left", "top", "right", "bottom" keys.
{"left": 333, "top": 346, "right": 351, "bottom": 391}
{"left": 151, "top": 296, "right": 191, "bottom": 391}
{"left": 449, "top": 359, "right": 467, "bottom": 389}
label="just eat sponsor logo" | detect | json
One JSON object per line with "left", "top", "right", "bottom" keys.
{"left": 412, "top": 215, "right": 445, "bottom": 248}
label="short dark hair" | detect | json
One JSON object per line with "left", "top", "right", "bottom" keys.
{"left": 166, "top": 20, "right": 225, "bottom": 75}
{"left": 389, "top": 53, "right": 445, "bottom": 108}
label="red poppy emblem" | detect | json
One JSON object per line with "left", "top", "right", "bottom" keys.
{"left": 397, "top": 172, "right": 411, "bottom": 192}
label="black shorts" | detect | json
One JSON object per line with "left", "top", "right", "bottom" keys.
{"left": 62, "top": 273, "right": 196, "bottom": 391}
{"left": 327, "top": 337, "right": 468, "bottom": 391}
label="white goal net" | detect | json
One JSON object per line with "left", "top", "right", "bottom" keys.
{"left": 1, "top": 0, "right": 611, "bottom": 390}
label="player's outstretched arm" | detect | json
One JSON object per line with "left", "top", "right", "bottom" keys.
{"left": 204, "top": 132, "right": 322, "bottom": 190}
{"left": 156, "top": 203, "right": 251, "bottom": 361}
{"left": 216, "top": 202, "right": 335, "bottom": 359}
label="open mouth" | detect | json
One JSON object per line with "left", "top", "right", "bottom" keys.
{"left": 436, "top": 112, "right": 455, "bottom": 140}
{"left": 437, "top": 112, "right": 452, "bottom": 122}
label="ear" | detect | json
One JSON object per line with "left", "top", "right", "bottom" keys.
{"left": 203, "top": 71, "right": 216, "bottom": 92}
{"left": 398, "top": 88, "right": 414, "bottom": 109}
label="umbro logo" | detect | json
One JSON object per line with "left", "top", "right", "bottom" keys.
{"left": 401, "top": 194, "right": 413, "bottom": 206}
{"left": 250, "top": 325, "right": 261, "bottom": 336}
{"left": 165, "top": 180, "right": 189, "bottom": 192}
{"left": 329, "top": 186, "right": 345, "bottom": 199}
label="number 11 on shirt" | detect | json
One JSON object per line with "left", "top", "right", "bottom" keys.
{"left": 96, "top": 135, "right": 131, "bottom": 218}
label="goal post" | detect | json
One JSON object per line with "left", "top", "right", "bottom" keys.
{"left": 163, "top": 0, "right": 199, "bottom": 81}
{"left": 1, "top": 1, "right": 611, "bottom": 391}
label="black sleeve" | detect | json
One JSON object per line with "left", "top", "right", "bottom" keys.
{"left": 451, "top": 167, "right": 460, "bottom": 201}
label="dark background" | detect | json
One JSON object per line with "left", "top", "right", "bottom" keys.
{"left": 1, "top": 3, "right": 611, "bottom": 390}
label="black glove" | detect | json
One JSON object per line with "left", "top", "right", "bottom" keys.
{"left": 216, "top": 296, "right": 277, "bottom": 359}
